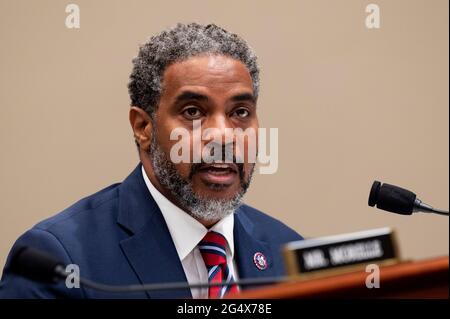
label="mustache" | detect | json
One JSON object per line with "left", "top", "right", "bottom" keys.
{"left": 203, "top": 141, "right": 241, "bottom": 163}
{"left": 189, "top": 143, "right": 245, "bottom": 180}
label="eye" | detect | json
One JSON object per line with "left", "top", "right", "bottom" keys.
{"left": 182, "top": 106, "right": 203, "bottom": 119}
{"left": 233, "top": 108, "right": 250, "bottom": 118}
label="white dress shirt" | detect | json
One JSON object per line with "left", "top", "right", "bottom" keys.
{"left": 141, "top": 166, "right": 239, "bottom": 299}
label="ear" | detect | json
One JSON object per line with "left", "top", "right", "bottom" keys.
{"left": 129, "top": 106, "right": 153, "bottom": 152}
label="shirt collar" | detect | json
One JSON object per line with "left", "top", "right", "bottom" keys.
{"left": 141, "top": 166, "right": 235, "bottom": 261}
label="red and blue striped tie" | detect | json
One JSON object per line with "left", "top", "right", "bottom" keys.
{"left": 198, "top": 231, "right": 239, "bottom": 298}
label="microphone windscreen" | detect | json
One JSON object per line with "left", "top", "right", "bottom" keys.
{"left": 368, "top": 181, "right": 416, "bottom": 215}
{"left": 9, "top": 246, "right": 64, "bottom": 283}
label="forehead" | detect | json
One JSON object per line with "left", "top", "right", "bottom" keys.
{"left": 161, "top": 55, "right": 254, "bottom": 99}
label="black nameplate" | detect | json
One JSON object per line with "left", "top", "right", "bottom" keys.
{"left": 283, "top": 228, "right": 399, "bottom": 275}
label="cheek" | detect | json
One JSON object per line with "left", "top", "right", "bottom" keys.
{"left": 235, "top": 131, "right": 258, "bottom": 164}
{"left": 154, "top": 119, "right": 181, "bottom": 154}
{"left": 157, "top": 136, "right": 193, "bottom": 178}
{"left": 243, "top": 162, "right": 255, "bottom": 178}
{"left": 173, "top": 162, "right": 192, "bottom": 178}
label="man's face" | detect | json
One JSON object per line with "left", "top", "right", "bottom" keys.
{"left": 152, "top": 54, "right": 258, "bottom": 204}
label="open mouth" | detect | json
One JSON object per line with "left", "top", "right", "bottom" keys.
{"left": 196, "top": 163, "right": 239, "bottom": 185}
{"left": 199, "top": 163, "right": 238, "bottom": 174}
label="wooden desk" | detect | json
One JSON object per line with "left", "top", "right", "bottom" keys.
{"left": 230, "top": 256, "right": 448, "bottom": 299}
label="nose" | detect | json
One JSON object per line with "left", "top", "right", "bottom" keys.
{"left": 202, "top": 114, "right": 234, "bottom": 145}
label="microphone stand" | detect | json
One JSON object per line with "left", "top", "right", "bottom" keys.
{"left": 54, "top": 265, "right": 288, "bottom": 293}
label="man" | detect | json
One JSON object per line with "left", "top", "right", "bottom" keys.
{"left": 0, "top": 23, "right": 303, "bottom": 299}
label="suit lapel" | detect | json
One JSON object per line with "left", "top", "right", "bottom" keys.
{"left": 117, "top": 164, "right": 191, "bottom": 299}
{"left": 233, "top": 209, "right": 277, "bottom": 290}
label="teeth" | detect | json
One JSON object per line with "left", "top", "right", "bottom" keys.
{"left": 211, "top": 164, "right": 230, "bottom": 169}
{"left": 208, "top": 169, "right": 229, "bottom": 175}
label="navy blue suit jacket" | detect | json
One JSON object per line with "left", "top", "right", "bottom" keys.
{"left": 0, "top": 164, "right": 303, "bottom": 298}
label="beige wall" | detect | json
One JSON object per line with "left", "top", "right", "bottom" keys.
{"left": 0, "top": 0, "right": 448, "bottom": 274}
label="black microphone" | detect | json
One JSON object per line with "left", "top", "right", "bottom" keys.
{"left": 9, "top": 246, "right": 67, "bottom": 283}
{"left": 9, "top": 246, "right": 287, "bottom": 294}
{"left": 368, "top": 181, "right": 449, "bottom": 216}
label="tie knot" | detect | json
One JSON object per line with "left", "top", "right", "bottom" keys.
{"left": 198, "top": 231, "right": 228, "bottom": 267}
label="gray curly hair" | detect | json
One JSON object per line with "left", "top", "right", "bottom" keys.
{"left": 128, "top": 22, "right": 260, "bottom": 117}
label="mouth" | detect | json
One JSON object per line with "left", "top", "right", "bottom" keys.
{"left": 195, "top": 163, "right": 239, "bottom": 186}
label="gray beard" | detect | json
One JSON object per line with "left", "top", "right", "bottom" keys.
{"left": 148, "top": 132, "right": 254, "bottom": 223}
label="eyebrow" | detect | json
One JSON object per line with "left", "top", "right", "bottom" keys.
{"left": 173, "top": 91, "right": 256, "bottom": 105}
{"left": 230, "top": 93, "right": 256, "bottom": 105}
{"left": 174, "top": 91, "right": 209, "bottom": 105}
